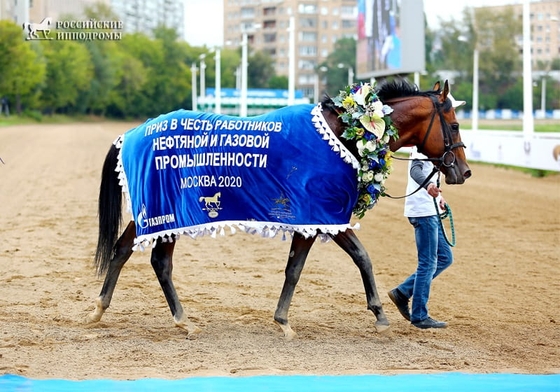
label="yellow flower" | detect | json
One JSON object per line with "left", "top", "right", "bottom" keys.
{"left": 342, "top": 96, "right": 356, "bottom": 110}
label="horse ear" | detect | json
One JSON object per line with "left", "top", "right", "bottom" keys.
{"left": 432, "top": 81, "right": 441, "bottom": 91}
{"left": 442, "top": 80, "right": 450, "bottom": 102}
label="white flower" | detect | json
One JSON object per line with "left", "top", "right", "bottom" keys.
{"left": 359, "top": 113, "right": 386, "bottom": 139}
{"left": 382, "top": 104, "right": 393, "bottom": 115}
{"left": 382, "top": 133, "right": 391, "bottom": 144}
{"left": 371, "top": 100, "right": 384, "bottom": 118}
{"left": 374, "top": 173, "right": 385, "bottom": 182}
{"left": 363, "top": 171, "right": 374, "bottom": 182}
{"left": 357, "top": 139, "right": 377, "bottom": 156}
{"left": 353, "top": 85, "right": 372, "bottom": 106}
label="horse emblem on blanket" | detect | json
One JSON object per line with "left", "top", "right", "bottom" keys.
{"left": 199, "top": 192, "right": 222, "bottom": 218}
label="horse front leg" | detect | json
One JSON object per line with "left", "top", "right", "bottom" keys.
{"left": 331, "top": 229, "right": 390, "bottom": 333}
{"left": 274, "top": 232, "right": 316, "bottom": 340}
{"left": 151, "top": 237, "right": 201, "bottom": 337}
{"left": 87, "top": 221, "right": 136, "bottom": 324}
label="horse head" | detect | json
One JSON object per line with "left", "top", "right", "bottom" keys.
{"left": 428, "top": 80, "right": 471, "bottom": 184}
{"left": 376, "top": 79, "right": 471, "bottom": 185}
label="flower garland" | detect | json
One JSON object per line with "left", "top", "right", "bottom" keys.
{"left": 332, "top": 83, "right": 399, "bottom": 219}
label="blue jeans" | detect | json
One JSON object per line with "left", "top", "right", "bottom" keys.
{"left": 397, "top": 215, "right": 453, "bottom": 323}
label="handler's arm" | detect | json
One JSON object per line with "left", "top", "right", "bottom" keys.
{"left": 410, "top": 160, "right": 441, "bottom": 198}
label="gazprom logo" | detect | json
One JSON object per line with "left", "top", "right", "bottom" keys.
{"left": 137, "top": 204, "right": 175, "bottom": 229}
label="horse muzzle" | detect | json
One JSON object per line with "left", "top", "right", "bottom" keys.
{"left": 443, "top": 164, "right": 471, "bottom": 184}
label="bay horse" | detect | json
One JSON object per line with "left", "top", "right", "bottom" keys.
{"left": 88, "top": 79, "right": 471, "bottom": 339}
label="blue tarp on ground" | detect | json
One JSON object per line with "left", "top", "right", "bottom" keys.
{"left": 1, "top": 373, "right": 559, "bottom": 392}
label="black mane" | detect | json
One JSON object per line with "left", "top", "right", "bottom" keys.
{"left": 375, "top": 79, "right": 451, "bottom": 111}
{"left": 320, "top": 79, "right": 452, "bottom": 112}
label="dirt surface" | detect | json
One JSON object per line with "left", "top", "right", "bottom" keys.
{"left": 0, "top": 122, "right": 558, "bottom": 380}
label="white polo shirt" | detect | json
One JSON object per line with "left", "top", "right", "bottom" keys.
{"left": 403, "top": 147, "right": 443, "bottom": 218}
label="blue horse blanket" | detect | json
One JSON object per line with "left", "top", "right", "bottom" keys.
{"left": 115, "top": 104, "right": 360, "bottom": 248}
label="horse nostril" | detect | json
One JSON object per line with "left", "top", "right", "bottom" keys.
{"left": 464, "top": 170, "right": 472, "bottom": 179}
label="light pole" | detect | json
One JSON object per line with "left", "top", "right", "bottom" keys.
{"left": 539, "top": 18, "right": 557, "bottom": 119}
{"left": 240, "top": 31, "right": 248, "bottom": 117}
{"left": 458, "top": 35, "right": 479, "bottom": 131}
{"left": 522, "top": 0, "right": 534, "bottom": 140}
{"left": 472, "top": 48, "right": 479, "bottom": 132}
{"left": 337, "top": 63, "right": 354, "bottom": 86}
{"left": 288, "top": 16, "right": 295, "bottom": 106}
{"left": 191, "top": 63, "right": 198, "bottom": 111}
{"left": 208, "top": 48, "right": 221, "bottom": 114}
{"left": 215, "top": 48, "right": 221, "bottom": 114}
{"left": 199, "top": 54, "right": 206, "bottom": 107}
{"left": 314, "top": 66, "right": 328, "bottom": 103}
{"left": 240, "top": 24, "right": 261, "bottom": 117}
{"left": 540, "top": 75, "right": 547, "bottom": 118}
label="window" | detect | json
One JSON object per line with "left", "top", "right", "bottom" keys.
{"left": 300, "top": 32, "right": 317, "bottom": 42}
{"left": 263, "top": 20, "right": 276, "bottom": 29}
{"left": 341, "top": 6, "right": 355, "bottom": 16}
{"left": 300, "top": 18, "right": 317, "bottom": 28}
{"left": 298, "top": 60, "right": 316, "bottom": 70}
{"left": 299, "top": 46, "right": 317, "bottom": 56}
{"left": 299, "top": 4, "right": 317, "bottom": 14}
{"left": 240, "top": 7, "right": 255, "bottom": 18}
{"left": 263, "top": 33, "right": 276, "bottom": 43}
{"left": 263, "top": 7, "right": 276, "bottom": 16}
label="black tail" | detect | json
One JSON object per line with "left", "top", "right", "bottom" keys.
{"left": 94, "top": 144, "right": 123, "bottom": 277}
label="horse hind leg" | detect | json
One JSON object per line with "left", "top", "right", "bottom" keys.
{"left": 274, "top": 232, "right": 316, "bottom": 340}
{"left": 87, "top": 221, "right": 136, "bottom": 324}
{"left": 150, "top": 237, "right": 201, "bottom": 337}
{"left": 331, "top": 229, "right": 390, "bottom": 333}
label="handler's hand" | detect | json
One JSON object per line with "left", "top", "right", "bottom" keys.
{"left": 426, "top": 182, "right": 441, "bottom": 198}
{"left": 439, "top": 197, "right": 447, "bottom": 210}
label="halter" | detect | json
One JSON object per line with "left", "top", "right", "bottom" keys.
{"left": 385, "top": 94, "right": 465, "bottom": 200}
{"left": 416, "top": 95, "right": 466, "bottom": 169}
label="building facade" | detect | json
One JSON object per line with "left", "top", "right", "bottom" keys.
{"left": 479, "top": 0, "right": 559, "bottom": 66}
{"left": 111, "top": 0, "right": 183, "bottom": 38}
{"left": 223, "top": 0, "right": 358, "bottom": 100}
{"left": 0, "top": 0, "right": 183, "bottom": 38}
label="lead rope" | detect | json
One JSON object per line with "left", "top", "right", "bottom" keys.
{"left": 433, "top": 173, "right": 456, "bottom": 247}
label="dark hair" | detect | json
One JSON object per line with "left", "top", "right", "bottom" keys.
{"left": 375, "top": 79, "right": 452, "bottom": 112}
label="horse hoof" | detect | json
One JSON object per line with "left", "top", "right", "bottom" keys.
{"left": 375, "top": 320, "right": 391, "bottom": 334}
{"left": 275, "top": 320, "right": 297, "bottom": 340}
{"left": 186, "top": 327, "right": 202, "bottom": 340}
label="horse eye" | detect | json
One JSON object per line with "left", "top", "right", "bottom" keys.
{"left": 451, "top": 124, "right": 459, "bottom": 132}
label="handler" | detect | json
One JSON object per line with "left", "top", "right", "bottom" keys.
{"left": 388, "top": 146, "right": 453, "bottom": 329}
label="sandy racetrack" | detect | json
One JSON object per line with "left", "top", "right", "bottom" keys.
{"left": 0, "top": 122, "right": 558, "bottom": 380}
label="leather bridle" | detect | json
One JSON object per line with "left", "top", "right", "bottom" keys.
{"left": 415, "top": 94, "right": 466, "bottom": 169}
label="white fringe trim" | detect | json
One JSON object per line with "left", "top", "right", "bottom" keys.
{"left": 131, "top": 221, "right": 360, "bottom": 251}
{"left": 114, "top": 105, "right": 361, "bottom": 251}
{"left": 311, "top": 104, "right": 360, "bottom": 170}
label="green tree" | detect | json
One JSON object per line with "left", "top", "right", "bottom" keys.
{"left": 75, "top": 3, "right": 123, "bottom": 115}
{"left": 247, "top": 51, "right": 275, "bottom": 88}
{"left": 268, "top": 75, "right": 288, "bottom": 89}
{"left": 0, "top": 20, "right": 46, "bottom": 113}
{"left": 429, "top": 6, "right": 522, "bottom": 110}
{"left": 106, "top": 51, "right": 148, "bottom": 118}
{"left": 324, "top": 37, "right": 357, "bottom": 96}
{"left": 118, "top": 32, "right": 165, "bottom": 116}
{"left": 39, "top": 40, "right": 93, "bottom": 113}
